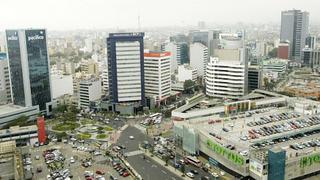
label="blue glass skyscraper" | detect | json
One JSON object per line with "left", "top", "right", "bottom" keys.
{"left": 6, "top": 29, "right": 52, "bottom": 115}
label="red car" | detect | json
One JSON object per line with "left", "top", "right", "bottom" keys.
{"left": 86, "top": 177, "right": 93, "bottom": 180}
{"left": 122, "top": 172, "right": 130, "bottom": 177}
{"left": 96, "top": 170, "right": 105, "bottom": 175}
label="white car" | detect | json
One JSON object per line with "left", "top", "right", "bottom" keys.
{"left": 129, "top": 136, "right": 134, "bottom": 140}
{"left": 94, "top": 151, "right": 102, "bottom": 156}
{"left": 186, "top": 172, "right": 195, "bottom": 178}
{"left": 70, "top": 157, "right": 75, "bottom": 163}
{"left": 220, "top": 171, "right": 225, "bottom": 176}
{"left": 211, "top": 172, "right": 219, "bottom": 178}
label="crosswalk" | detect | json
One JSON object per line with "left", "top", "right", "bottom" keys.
{"left": 124, "top": 150, "right": 144, "bottom": 157}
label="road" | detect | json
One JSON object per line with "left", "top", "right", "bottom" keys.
{"left": 117, "top": 126, "right": 183, "bottom": 180}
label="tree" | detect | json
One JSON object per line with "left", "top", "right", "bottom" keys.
{"left": 268, "top": 48, "right": 278, "bottom": 58}
{"left": 183, "top": 80, "right": 195, "bottom": 93}
{"left": 3, "top": 115, "right": 29, "bottom": 129}
{"left": 164, "top": 154, "right": 170, "bottom": 166}
{"left": 181, "top": 164, "right": 186, "bottom": 176}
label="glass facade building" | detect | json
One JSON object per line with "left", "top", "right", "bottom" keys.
{"left": 6, "top": 29, "right": 52, "bottom": 114}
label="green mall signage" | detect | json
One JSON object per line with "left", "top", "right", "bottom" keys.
{"left": 207, "top": 139, "right": 245, "bottom": 166}
{"left": 300, "top": 153, "right": 320, "bottom": 168}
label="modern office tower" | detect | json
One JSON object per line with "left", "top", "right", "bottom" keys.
{"left": 102, "top": 69, "right": 109, "bottom": 95}
{"left": 277, "top": 42, "right": 290, "bottom": 59}
{"left": 248, "top": 66, "right": 262, "bottom": 92}
{"left": 0, "top": 53, "right": 11, "bottom": 105}
{"left": 79, "top": 78, "right": 101, "bottom": 109}
{"left": 206, "top": 32, "right": 248, "bottom": 99}
{"left": 302, "top": 47, "right": 312, "bottom": 66}
{"left": 164, "top": 42, "right": 189, "bottom": 73}
{"left": 189, "top": 30, "right": 220, "bottom": 57}
{"left": 302, "top": 48, "right": 320, "bottom": 68}
{"left": 305, "top": 35, "right": 317, "bottom": 49}
{"left": 190, "top": 43, "right": 209, "bottom": 77}
{"left": 107, "top": 32, "right": 145, "bottom": 108}
{"left": 206, "top": 57, "right": 247, "bottom": 99}
{"left": 177, "top": 65, "right": 198, "bottom": 82}
{"left": 280, "top": 9, "right": 309, "bottom": 60}
{"left": 6, "top": 29, "right": 52, "bottom": 114}
{"left": 144, "top": 52, "right": 171, "bottom": 105}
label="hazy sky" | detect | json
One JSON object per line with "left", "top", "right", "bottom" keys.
{"left": 1, "top": 0, "right": 319, "bottom": 30}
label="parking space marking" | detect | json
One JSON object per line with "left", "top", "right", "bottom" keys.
{"left": 124, "top": 150, "right": 144, "bottom": 157}
{"left": 161, "top": 170, "right": 167, "bottom": 174}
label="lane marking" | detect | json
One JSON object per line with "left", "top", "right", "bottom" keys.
{"left": 161, "top": 170, "right": 167, "bottom": 174}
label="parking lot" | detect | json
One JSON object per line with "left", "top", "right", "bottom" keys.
{"left": 28, "top": 141, "right": 129, "bottom": 180}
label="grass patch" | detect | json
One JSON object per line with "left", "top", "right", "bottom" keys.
{"left": 80, "top": 118, "right": 96, "bottom": 125}
{"left": 52, "top": 121, "right": 80, "bottom": 131}
{"left": 76, "top": 133, "right": 92, "bottom": 140}
{"left": 104, "top": 126, "right": 113, "bottom": 131}
{"left": 96, "top": 134, "right": 108, "bottom": 139}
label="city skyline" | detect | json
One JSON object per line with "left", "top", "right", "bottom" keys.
{"left": 0, "top": 0, "right": 320, "bottom": 30}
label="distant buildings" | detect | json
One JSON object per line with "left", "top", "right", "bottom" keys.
{"left": 305, "top": 35, "right": 317, "bottom": 49}
{"left": 107, "top": 33, "right": 145, "bottom": 113}
{"left": 177, "top": 65, "right": 197, "bottom": 82}
{"left": 0, "top": 53, "right": 11, "bottom": 105}
{"left": 144, "top": 52, "right": 171, "bottom": 105}
{"left": 79, "top": 78, "right": 101, "bottom": 109}
{"left": 280, "top": 9, "right": 309, "bottom": 60}
{"left": 189, "top": 30, "right": 220, "bottom": 57}
{"left": 6, "top": 29, "right": 52, "bottom": 115}
{"left": 190, "top": 43, "right": 209, "bottom": 77}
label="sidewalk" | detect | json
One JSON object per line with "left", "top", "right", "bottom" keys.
{"left": 141, "top": 148, "right": 188, "bottom": 179}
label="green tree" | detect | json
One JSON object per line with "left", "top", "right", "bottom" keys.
{"left": 181, "top": 164, "right": 186, "bottom": 176}
{"left": 268, "top": 48, "right": 278, "bottom": 58}
{"left": 164, "top": 154, "right": 169, "bottom": 166}
{"left": 3, "top": 115, "right": 29, "bottom": 129}
{"left": 184, "top": 80, "right": 195, "bottom": 91}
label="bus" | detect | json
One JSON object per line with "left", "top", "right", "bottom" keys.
{"left": 185, "top": 156, "right": 202, "bottom": 167}
{"left": 149, "top": 113, "right": 161, "bottom": 118}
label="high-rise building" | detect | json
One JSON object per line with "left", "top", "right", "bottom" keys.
{"left": 277, "top": 42, "right": 290, "bottom": 59}
{"left": 102, "top": 68, "right": 109, "bottom": 95}
{"left": 80, "top": 59, "right": 99, "bottom": 76}
{"left": 144, "top": 52, "right": 171, "bottom": 105}
{"left": 206, "top": 32, "right": 248, "bottom": 99}
{"left": 107, "top": 33, "right": 145, "bottom": 107}
{"left": 190, "top": 43, "right": 209, "bottom": 77}
{"left": 0, "top": 53, "right": 11, "bottom": 105}
{"left": 189, "top": 30, "right": 220, "bottom": 57}
{"left": 302, "top": 48, "right": 320, "bottom": 68}
{"left": 79, "top": 78, "right": 101, "bottom": 109}
{"left": 280, "top": 9, "right": 309, "bottom": 60}
{"left": 164, "top": 42, "right": 189, "bottom": 73}
{"left": 6, "top": 29, "right": 52, "bottom": 114}
{"left": 305, "top": 35, "right": 317, "bottom": 49}
{"left": 248, "top": 66, "right": 262, "bottom": 92}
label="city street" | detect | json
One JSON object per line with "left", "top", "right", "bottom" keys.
{"left": 117, "top": 126, "right": 183, "bottom": 180}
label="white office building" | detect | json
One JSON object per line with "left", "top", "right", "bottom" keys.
{"left": 102, "top": 68, "right": 108, "bottom": 95}
{"left": 144, "top": 52, "right": 171, "bottom": 104}
{"left": 206, "top": 57, "right": 247, "bottom": 99}
{"left": 177, "top": 65, "right": 197, "bottom": 82}
{"left": 51, "top": 72, "right": 74, "bottom": 99}
{"left": 190, "top": 43, "right": 209, "bottom": 76}
{"left": 164, "top": 42, "right": 179, "bottom": 73}
{"left": 79, "top": 79, "right": 101, "bottom": 109}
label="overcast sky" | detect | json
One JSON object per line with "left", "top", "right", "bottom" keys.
{"left": 1, "top": 0, "right": 319, "bottom": 30}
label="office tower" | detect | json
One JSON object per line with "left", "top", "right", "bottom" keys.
{"left": 206, "top": 32, "right": 248, "bottom": 99}
{"left": 280, "top": 9, "right": 309, "bottom": 60}
{"left": 164, "top": 42, "right": 189, "bottom": 73}
{"left": 107, "top": 33, "right": 145, "bottom": 107}
{"left": 189, "top": 30, "right": 220, "bottom": 57}
{"left": 79, "top": 78, "right": 101, "bottom": 109}
{"left": 302, "top": 48, "right": 320, "bottom": 68}
{"left": 248, "top": 66, "right": 262, "bottom": 92}
{"left": 102, "top": 69, "right": 108, "bottom": 95}
{"left": 190, "top": 43, "right": 209, "bottom": 76}
{"left": 277, "top": 42, "right": 290, "bottom": 59}
{"left": 144, "top": 52, "right": 171, "bottom": 105}
{"left": 170, "top": 34, "right": 189, "bottom": 43}
{"left": 305, "top": 35, "right": 317, "bottom": 49}
{"left": 6, "top": 29, "right": 52, "bottom": 114}
{"left": 0, "top": 53, "right": 11, "bottom": 105}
